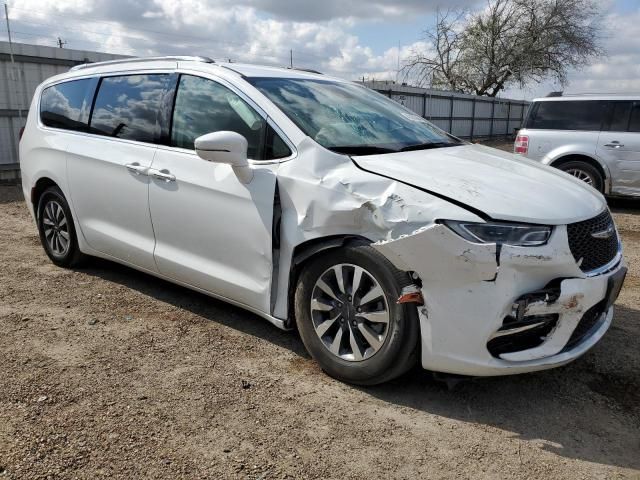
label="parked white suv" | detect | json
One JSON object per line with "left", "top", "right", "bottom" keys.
{"left": 19, "top": 57, "right": 626, "bottom": 384}
{"left": 515, "top": 94, "right": 640, "bottom": 196}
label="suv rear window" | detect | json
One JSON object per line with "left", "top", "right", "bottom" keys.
{"left": 40, "top": 78, "right": 97, "bottom": 131}
{"left": 90, "top": 74, "right": 172, "bottom": 143}
{"left": 526, "top": 100, "right": 607, "bottom": 131}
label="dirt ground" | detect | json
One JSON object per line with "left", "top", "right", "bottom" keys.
{"left": 0, "top": 184, "right": 639, "bottom": 480}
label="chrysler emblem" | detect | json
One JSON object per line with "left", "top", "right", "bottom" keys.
{"left": 591, "top": 224, "right": 615, "bottom": 239}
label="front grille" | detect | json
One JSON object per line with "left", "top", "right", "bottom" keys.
{"left": 563, "top": 301, "right": 606, "bottom": 351}
{"left": 567, "top": 210, "right": 619, "bottom": 272}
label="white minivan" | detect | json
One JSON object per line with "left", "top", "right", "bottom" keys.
{"left": 20, "top": 56, "right": 626, "bottom": 385}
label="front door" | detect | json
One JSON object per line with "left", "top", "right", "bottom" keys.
{"left": 148, "top": 74, "right": 284, "bottom": 313}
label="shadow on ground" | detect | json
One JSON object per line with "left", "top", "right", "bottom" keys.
{"left": 82, "top": 257, "right": 640, "bottom": 471}
{"left": 608, "top": 196, "right": 640, "bottom": 214}
{"left": 82, "top": 258, "right": 308, "bottom": 357}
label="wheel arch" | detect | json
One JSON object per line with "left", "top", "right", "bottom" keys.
{"left": 286, "top": 234, "right": 373, "bottom": 328}
{"left": 31, "top": 177, "right": 60, "bottom": 214}
{"left": 549, "top": 154, "right": 611, "bottom": 194}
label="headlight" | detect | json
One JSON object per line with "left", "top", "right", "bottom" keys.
{"left": 443, "top": 220, "right": 552, "bottom": 246}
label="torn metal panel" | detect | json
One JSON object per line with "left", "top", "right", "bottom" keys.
{"left": 272, "top": 137, "right": 483, "bottom": 319}
{"left": 374, "top": 223, "right": 499, "bottom": 282}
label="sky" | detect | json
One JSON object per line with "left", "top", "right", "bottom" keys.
{"left": 2, "top": 0, "right": 639, "bottom": 100}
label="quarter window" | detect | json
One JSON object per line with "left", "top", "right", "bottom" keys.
{"left": 265, "top": 124, "right": 292, "bottom": 160}
{"left": 527, "top": 101, "right": 607, "bottom": 131}
{"left": 90, "top": 74, "right": 172, "bottom": 143}
{"left": 40, "top": 78, "right": 97, "bottom": 131}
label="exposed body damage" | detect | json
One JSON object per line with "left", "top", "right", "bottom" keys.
{"left": 271, "top": 137, "right": 481, "bottom": 320}
{"left": 374, "top": 224, "right": 626, "bottom": 375}
{"left": 271, "top": 136, "right": 625, "bottom": 376}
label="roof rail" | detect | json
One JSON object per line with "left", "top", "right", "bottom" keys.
{"left": 559, "top": 92, "right": 640, "bottom": 96}
{"left": 287, "top": 67, "right": 323, "bottom": 75}
{"left": 70, "top": 55, "right": 215, "bottom": 71}
{"left": 546, "top": 91, "right": 563, "bottom": 97}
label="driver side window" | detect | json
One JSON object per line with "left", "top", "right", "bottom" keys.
{"left": 171, "top": 75, "right": 267, "bottom": 159}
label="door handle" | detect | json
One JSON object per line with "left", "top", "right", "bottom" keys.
{"left": 604, "top": 142, "right": 624, "bottom": 149}
{"left": 148, "top": 168, "right": 176, "bottom": 182}
{"left": 125, "top": 162, "right": 149, "bottom": 175}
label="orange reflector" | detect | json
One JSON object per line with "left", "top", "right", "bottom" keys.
{"left": 397, "top": 291, "right": 424, "bottom": 305}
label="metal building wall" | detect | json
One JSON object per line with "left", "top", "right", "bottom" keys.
{"left": 366, "top": 81, "right": 529, "bottom": 140}
{"left": 0, "top": 41, "right": 127, "bottom": 169}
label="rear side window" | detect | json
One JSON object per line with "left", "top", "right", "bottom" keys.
{"left": 40, "top": 78, "right": 97, "bottom": 131}
{"left": 604, "top": 101, "right": 640, "bottom": 132}
{"left": 527, "top": 100, "right": 607, "bottom": 131}
{"left": 90, "top": 74, "right": 172, "bottom": 143}
{"left": 630, "top": 103, "right": 640, "bottom": 132}
{"left": 608, "top": 102, "right": 632, "bottom": 132}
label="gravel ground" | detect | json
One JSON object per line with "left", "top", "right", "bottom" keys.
{"left": 0, "top": 184, "right": 639, "bottom": 480}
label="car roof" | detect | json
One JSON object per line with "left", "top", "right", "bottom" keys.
{"left": 59, "top": 55, "right": 341, "bottom": 83}
{"left": 533, "top": 94, "right": 640, "bottom": 102}
{"left": 219, "top": 62, "right": 329, "bottom": 80}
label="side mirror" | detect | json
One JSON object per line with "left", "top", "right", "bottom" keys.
{"left": 195, "top": 131, "right": 253, "bottom": 183}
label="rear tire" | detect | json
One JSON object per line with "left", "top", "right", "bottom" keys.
{"left": 294, "top": 245, "right": 419, "bottom": 385}
{"left": 37, "top": 186, "right": 86, "bottom": 268}
{"left": 556, "top": 160, "right": 604, "bottom": 193}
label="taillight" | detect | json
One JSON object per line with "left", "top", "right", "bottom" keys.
{"left": 19, "top": 126, "right": 25, "bottom": 141}
{"left": 514, "top": 135, "right": 528, "bottom": 155}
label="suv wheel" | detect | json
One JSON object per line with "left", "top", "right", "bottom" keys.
{"left": 294, "top": 245, "right": 419, "bottom": 385}
{"left": 556, "top": 161, "right": 604, "bottom": 193}
{"left": 37, "top": 186, "right": 86, "bottom": 268}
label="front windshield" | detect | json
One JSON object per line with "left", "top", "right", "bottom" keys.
{"left": 248, "top": 77, "right": 462, "bottom": 155}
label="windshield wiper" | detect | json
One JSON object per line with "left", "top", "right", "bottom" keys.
{"left": 399, "top": 142, "right": 458, "bottom": 152}
{"left": 328, "top": 145, "right": 398, "bottom": 155}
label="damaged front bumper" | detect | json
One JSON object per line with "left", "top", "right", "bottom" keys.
{"left": 374, "top": 223, "right": 626, "bottom": 376}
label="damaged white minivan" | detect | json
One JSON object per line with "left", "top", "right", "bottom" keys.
{"left": 20, "top": 56, "right": 626, "bottom": 385}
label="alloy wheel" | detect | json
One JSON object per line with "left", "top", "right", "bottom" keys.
{"left": 310, "top": 263, "right": 390, "bottom": 362}
{"left": 565, "top": 168, "right": 595, "bottom": 186}
{"left": 42, "top": 200, "right": 70, "bottom": 256}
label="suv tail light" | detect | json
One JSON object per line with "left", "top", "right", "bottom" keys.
{"left": 19, "top": 126, "right": 25, "bottom": 142}
{"left": 514, "top": 135, "right": 528, "bottom": 155}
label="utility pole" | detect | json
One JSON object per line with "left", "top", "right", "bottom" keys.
{"left": 4, "top": 3, "right": 23, "bottom": 121}
{"left": 395, "top": 40, "right": 400, "bottom": 84}
{"left": 57, "top": 36, "right": 66, "bottom": 48}
{"left": 289, "top": 49, "right": 293, "bottom": 69}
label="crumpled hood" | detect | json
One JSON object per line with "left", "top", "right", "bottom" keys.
{"left": 353, "top": 144, "right": 606, "bottom": 225}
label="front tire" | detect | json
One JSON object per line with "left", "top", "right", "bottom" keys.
{"left": 37, "top": 186, "right": 86, "bottom": 268}
{"left": 556, "top": 160, "right": 604, "bottom": 193}
{"left": 294, "top": 245, "right": 419, "bottom": 385}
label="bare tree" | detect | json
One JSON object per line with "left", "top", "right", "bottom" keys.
{"left": 404, "top": 0, "right": 603, "bottom": 96}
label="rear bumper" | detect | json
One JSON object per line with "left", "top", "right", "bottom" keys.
{"left": 374, "top": 224, "right": 625, "bottom": 377}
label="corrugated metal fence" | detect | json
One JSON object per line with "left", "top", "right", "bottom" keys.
{"left": 0, "top": 41, "right": 125, "bottom": 176}
{"left": 365, "top": 81, "right": 529, "bottom": 140}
